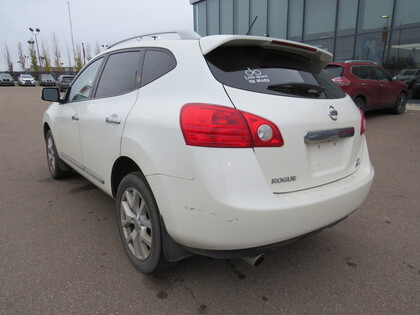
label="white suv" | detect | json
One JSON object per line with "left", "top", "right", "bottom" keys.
{"left": 41, "top": 31, "right": 374, "bottom": 274}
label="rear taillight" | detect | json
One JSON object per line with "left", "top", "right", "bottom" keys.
{"left": 180, "top": 104, "right": 284, "bottom": 148}
{"left": 332, "top": 77, "right": 351, "bottom": 86}
{"left": 359, "top": 108, "right": 366, "bottom": 135}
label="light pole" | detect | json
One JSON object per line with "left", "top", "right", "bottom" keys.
{"left": 29, "top": 27, "right": 42, "bottom": 67}
{"left": 67, "top": 0, "right": 76, "bottom": 66}
{"left": 380, "top": 15, "right": 390, "bottom": 64}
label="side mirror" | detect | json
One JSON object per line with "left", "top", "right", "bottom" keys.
{"left": 42, "top": 88, "right": 61, "bottom": 102}
{"left": 392, "top": 76, "right": 398, "bottom": 81}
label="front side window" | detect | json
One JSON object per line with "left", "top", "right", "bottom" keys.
{"left": 95, "top": 50, "right": 142, "bottom": 98}
{"left": 68, "top": 58, "right": 103, "bottom": 103}
{"left": 205, "top": 46, "right": 345, "bottom": 99}
{"left": 373, "top": 67, "right": 391, "bottom": 81}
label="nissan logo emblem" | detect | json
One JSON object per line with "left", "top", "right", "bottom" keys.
{"left": 328, "top": 106, "right": 338, "bottom": 121}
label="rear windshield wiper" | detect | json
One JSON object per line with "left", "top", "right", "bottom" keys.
{"left": 267, "top": 82, "right": 325, "bottom": 97}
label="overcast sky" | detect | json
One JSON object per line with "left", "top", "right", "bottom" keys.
{"left": 0, "top": 0, "right": 194, "bottom": 71}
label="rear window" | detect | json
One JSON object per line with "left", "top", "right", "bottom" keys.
{"left": 324, "top": 65, "right": 344, "bottom": 78}
{"left": 205, "top": 46, "right": 345, "bottom": 99}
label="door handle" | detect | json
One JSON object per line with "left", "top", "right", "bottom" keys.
{"left": 72, "top": 113, "right": 79, "bottom": 121}
{"left": 105, "top": 115, "right": 121, "bottom": 124}
{"left": 380, "top": 84, "right": 385, "bottom": 87}
{"left": 362, "top": 83, "right": 368, "bottom": 86}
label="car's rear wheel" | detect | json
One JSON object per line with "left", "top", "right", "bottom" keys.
{"left": 392, "top": 92, "right": 407, "bottom": 115}
{"left": 116, "top": 172, "right": 169, "bottom": 274}
{"left": 45, "top": 130, "right": 72, "bottom": 179}
{"left": 354, "top": 97, "right": 366, "bottom": 111}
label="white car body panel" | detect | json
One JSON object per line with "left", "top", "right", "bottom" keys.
{"left": 78, "top": 90, "right": 139, "bottom": 193}
{"left": 53, "top": 103, "right": 83, "bottom": 166}
{"left": 224, "top": 87, "right": 364, "bottom": 192}
{"left": 147, "top": 139, "right": 373, "bottom": 250}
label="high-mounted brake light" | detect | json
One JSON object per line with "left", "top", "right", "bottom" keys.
{"left": 180, "top": 104, "right": 284, "bottom": 148}
{"left": 271, "top": 40, "right": 317, "bottom": 52}
{"left": 332, "top": 77, "right": 351, "bottom": 86}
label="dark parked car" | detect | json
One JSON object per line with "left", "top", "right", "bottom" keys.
{"left": 325, "top": 61, "right": 408, "bottom": 114}
{"left": 412, "top": 77, "right": 420, "bottom": 98}
{"left": 18, "top": 74, "right": 36, "bottom": 86}
{"left": 39, "top": 74, "right": 56, "bottom": 86}
{"left": 57, "top": 75, "right": 75, "bottom": 91}
{"left": 396, "top": 68, "right": 420, "bottom": 88}
{"left": 0, "top": 73, "right": 14, "bottom": 86}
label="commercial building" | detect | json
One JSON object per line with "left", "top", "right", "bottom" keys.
{"left": 190, "top": 0, "right": 420, "bottom": 75}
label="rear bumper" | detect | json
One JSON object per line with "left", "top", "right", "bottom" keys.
{"left": 147, "top": 143, "right": 374, "bottom": 251}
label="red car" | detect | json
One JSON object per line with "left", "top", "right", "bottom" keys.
{"left": 325, "top": 61, "right": 408, "bottom": 114}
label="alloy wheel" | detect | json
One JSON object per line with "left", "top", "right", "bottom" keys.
{"left": 120, "top": 187, "right": 152, "bottom": 260}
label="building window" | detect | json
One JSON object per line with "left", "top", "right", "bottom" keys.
{"left": 357, "top": 0, "right": 393, "bottom": 34}
{"left": 334, "top": 37, "right": 355, "bottom": 61}
{"left": 249, "top": 0, "right": 268, "bottom": 36}
{"left": 207, "top": 0, "right": 220, "bottom": 35}
{"left": 337, "top": 0, "right": 358, "bottom": 36}
{"left": 268, "top": 0, "right": 288, "bottom": 39}
{"left": 288, "top": 0, "right": 303, "bottom": 41}
{"left": 234, "top": 0, "right": 250, "bottom": 34}
{"left": 305, "top": 38, "right": 334, "bottom": 54}
{"left": 304, "top": 0, "right": 337, "bottom": 41}
{"left": 387, "top": 27, "right": 420, "bottom": 74}
{"left": 393, "top": 0, "right": 420, "bottom": 29}
{"left": 354, "top": 33, "right": 388, "bottom": 64}
{"left": 196, "top": 1, "right": 207, "bottom": 36}
{"left": 220, "top": 0, "right": 234, "bottom": 34}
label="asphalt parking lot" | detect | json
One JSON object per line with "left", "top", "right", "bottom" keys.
{"left": 0, "top": 86, "right": 419, "bottom": 314}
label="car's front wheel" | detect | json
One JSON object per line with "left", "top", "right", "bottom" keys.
{"left": 392, "top": 92, "right": 407, "bottom": 115}
{"left": 116, "top": 172, "right": 169, "bottom": 274}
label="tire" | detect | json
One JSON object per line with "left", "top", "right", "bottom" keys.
{"left": 45, "top": 130, "right": 72, "bottom": 179}
{"left": 392, "top": 92, "right": 407, "bottom": 115}
{"left": 116, "top": 172, "right": 169, "bottom": 274}
{"left": 354, "top": 97, "right": 366, "bottom": 111}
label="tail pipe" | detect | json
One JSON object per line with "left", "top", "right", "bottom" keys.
{"left": 241, "top": 253, "right": 265, "bottom": 267}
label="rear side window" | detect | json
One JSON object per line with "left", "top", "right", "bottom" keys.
{"left": 205, "top": 46, "right": 345, "bottom": 99}
{"left": 141, "top": 50, "right": 176, "bottom": 87}
{"left": 95, "top": 50, "right": 142, "bottom": 98}
{"left": 324, "top": 65, "right": 344, "bottom": 78}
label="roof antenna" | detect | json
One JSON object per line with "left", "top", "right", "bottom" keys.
{"left": 246, "top": 16, "right": 258, "bottom": 35}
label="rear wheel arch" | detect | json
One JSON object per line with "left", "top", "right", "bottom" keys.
{"left": 111, "top": 156, "right": 142, "bottom": 198}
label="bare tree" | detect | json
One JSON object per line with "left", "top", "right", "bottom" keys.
{"left": 74, "top": 43, "right": 83, "bottom": 71}
{"left": 17, "top": 42, "right": 27, "bottom": 71}
{"left": 41, "top": 41, "right": 52, "bottom": 72}
{"left": 85, "top": 42, "right": 92, "bottom": 61}
{"left": 51, "top": 33, "right": 62, "bottom": 73}
{"left": 3, "top": 44, "right": 14, "bottom": 73}
{"left": 66, "top": 42, "right": 72, "bottom": 68}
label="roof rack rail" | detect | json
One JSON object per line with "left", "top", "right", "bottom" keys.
{"left": 344, "top": 60, "right": 378, "bottom": 64}
{"left": 108, "top": 30, "right": 201, "bottom": 49}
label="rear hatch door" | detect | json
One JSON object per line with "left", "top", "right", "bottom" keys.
{"left": 201, "top": 36, "right": 365, "bottom": 193}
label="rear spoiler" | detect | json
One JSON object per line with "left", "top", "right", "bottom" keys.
{"left": 200, "top": 35, "right": 332, "bottom": 72}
